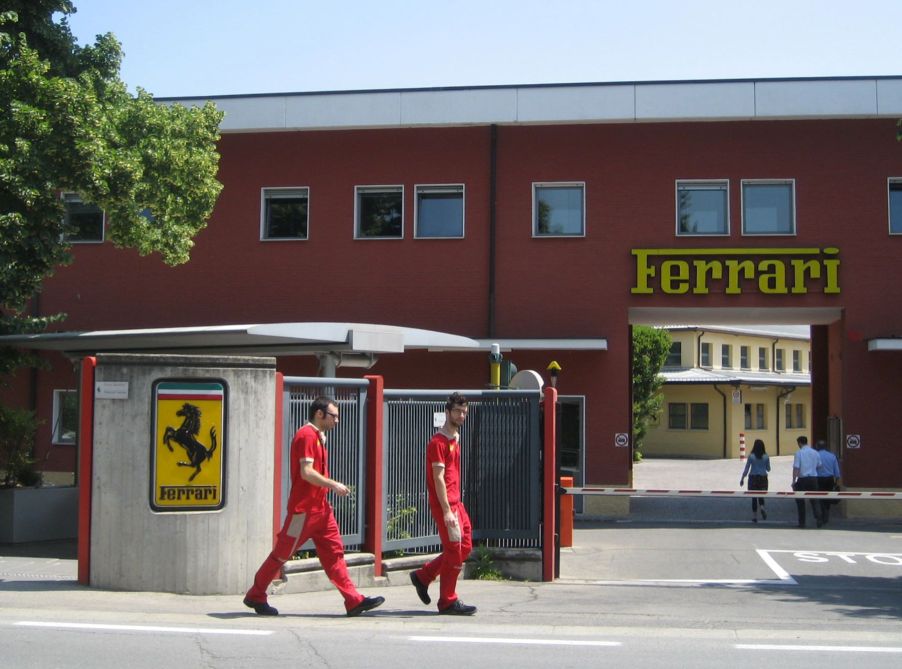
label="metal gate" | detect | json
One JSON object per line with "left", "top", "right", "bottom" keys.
{"left": 281, "top": 380, "right": 544, "bottom": 557}
{"left": 282, "top": 377, "right": 368, "bottom": 550}
{"left": 381, "top": 389, "right": 543, "bottom": 553}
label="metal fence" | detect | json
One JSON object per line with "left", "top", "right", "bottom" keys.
{"left": 382, "top": 389, "right": 543, "bottom": 553}
{"left": 280, "top": 380, "right": 544, "bottom": 557}
{"left": 282, "top": 377, "right": 368, "bottom": 551}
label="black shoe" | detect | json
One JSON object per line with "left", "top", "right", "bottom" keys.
{"left": 243, "top": 597, "right": 279, "bottom": 616}
{"left": 410, "top": 571, "right": 431, "bottom": 605}
{"left": 347, "top": 595, "right": 385, "bottom": 617}
{"left": 438, "top": 600, "right": 477, "bottom": 616}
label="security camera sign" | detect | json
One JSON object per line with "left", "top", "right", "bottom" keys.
{"left": 614, "top": 433, "right": 630, "bottom": 448}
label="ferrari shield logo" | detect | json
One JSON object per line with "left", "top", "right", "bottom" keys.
{"left": 151, "top": 380, "right": 227, "bottom": 511}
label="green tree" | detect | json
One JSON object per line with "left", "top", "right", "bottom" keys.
{"left": 631, "top": 325, "right": 671, "bottom": 461}
{"left": 0, "top": 1, "right": 223, "bottom": 365}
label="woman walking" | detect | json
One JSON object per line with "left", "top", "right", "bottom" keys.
{"left": 740, "top": 439, "right": 771, "bottom": 522}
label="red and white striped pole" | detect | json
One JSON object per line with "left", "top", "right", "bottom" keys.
{"left": 739, "top": 432, "right": 746, "bottom": 460}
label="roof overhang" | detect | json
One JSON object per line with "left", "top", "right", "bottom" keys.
{"left": 868, "top": 338, "right": 902, "bottom": 352}
{"left": 0, "top": 322, "right": 480, "bottom": 357}
{"left": 473, "top": 338, "right": 607, "bottom": 352}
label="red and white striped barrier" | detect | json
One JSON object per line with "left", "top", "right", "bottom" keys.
{"left": 739, "top": 433, "right": 746, "bottom": 461}
{"left": 563, "top": 487, "right": 902, "bottom": 499}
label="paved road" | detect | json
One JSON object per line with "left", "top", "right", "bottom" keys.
{"left": 2, "top": 458, "right": 900, "bottom": 667}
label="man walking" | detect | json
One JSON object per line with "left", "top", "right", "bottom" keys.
{"left": 792, "top": 435, "right": 823, "bottom": 528}
{"left": 409, "top": 392, "right": 477, "bottom": 615}
{"left": 244, "top": 396, "right": 384, "bottom": 617}
{"left": 815, "top": 439, "right": 841, "bottom": 525}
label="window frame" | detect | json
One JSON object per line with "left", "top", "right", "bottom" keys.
{"left": 675, "top": 179, "right": 730, "bottom": 237}
{"left": 61, "top": 192, "right": 105, "bottom": 244}
{"left": 758, "top": 346, "right": 768, "bottom": 371}
{"left": 700, "top": 342, "right": 712, "bottom": 368}
{"left": 721, "top": 343, "right": 732, "bottom": 369}
{"left": 690, "top": 402, "right": 709, "bottom": 430}
{"left": 740, "top": 345, "right": 750, "bottom": 370}
{"left": 792, "top": 350, "right": 802, "bottom": 372}
{"left": 665, "top": 342, "right": 682, "bottom": 367}
{"left": 532, "top": 182, "right": 586, "bottom": 238}
{"left": 740, "top": 179, "right": 797, "bottom": 236}
{"left": 52, "top": 389, "right": 78, "bottom": 445}
{"left": 414, "top": 184, "right": 465, "bottom": 239}
{"left": 888, "top": 178, "right": 902, "bottom": 235}
{"left": 667, "top": 402, "right": 688, "bottom": 430}
{"left": 260, "top": 187, "right": 310, "bottom": 241}
{"left": 354, "top": 185, "right": 404, "bottom": 240}
{"left": 776, "top": 348, "right": 785, "bottom": 372}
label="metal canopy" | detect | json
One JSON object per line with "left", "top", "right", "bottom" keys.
{"left": 0, "top": 322, "right": 480, "bottom": 358}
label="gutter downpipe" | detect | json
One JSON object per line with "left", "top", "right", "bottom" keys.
{"left": 488, "top": 124, "right": 497, "bottom": 338}
{"left": 713, "top": 384, "right": 728, "bottom": 458}
{"left": 776, "top": 385, "right": 796, "bottom": 456}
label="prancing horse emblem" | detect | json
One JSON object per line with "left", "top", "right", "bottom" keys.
{"left": 163, "top": 403, "right": 217, "bottom": 481}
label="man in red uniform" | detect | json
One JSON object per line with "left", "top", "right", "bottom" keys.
{"left": 244, "top": 396, "right": 384, "bottom": 617}
{"left": 409, "top": 392, "right": 477, "bottom": 615}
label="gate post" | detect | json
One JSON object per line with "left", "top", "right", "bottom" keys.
{"left": 77, "top": 356, "right": 96, "bottom": 586}
{"left": 364, "top": 375, "right": 385, "bottom": 576}
{"left": 542, "top": 386, "right": 558, "bottom": 582}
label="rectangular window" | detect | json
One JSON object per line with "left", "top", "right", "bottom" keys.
{"left": 721, "top": 344, "right": 732, "bottom": 369}
{"left": 742, "top": 180, "right": 795, "bottom": 235}
{"left": 665, "top": 342, "right": 682, "bottom": 367}
{"left": 676, "top": 180, "right": 728, "bottom": 235}
{"left": 355, "top": 186, "right": 403, "bottom": 239}
{"left": 758, "top": 347, "right": 768, "bottom": 371}
{"left": 744, "top": 403, "right": 766, "bottom": 430}
{"left": 52, "top": 389, "right": 78, "bottom": 445}
{"left": 792, "top": 350, "right": 801, "bottom": 372}
{"left": 889, "top": 179, "right": 902, "bottom": 234}
{"left": 700, "top": 342, "right": 711, "bottom": 367}
{"left": 785, "top": 402, "right": 793, "bottom": 428}
{"left": 776, "top": 348, "right": 785, "bottom": 371}
{"left": 785, "top": 403, "right": 806, "bottom": 429}
{"left": 533, "top": 183, "right": 585, "bottom": 236}
{"left": 261, "top": 187, "right": 308, "bottom": 240}
{"left": 668, "top": 403, "right": 687, "bottom": 429}
{"left": 796, "top": 403, "right": 805, "bottom": 428}
{"left": 415, "top": 185, "right": 464, "bottom": 238}
{"left": 740, "top": 346, "right": 750, "bottom": 370}
{"left": 62, "top": 193, "right": 104, "bottom": 242}
{"left": 690, "top": 403, "right": 709, "bottom": 430}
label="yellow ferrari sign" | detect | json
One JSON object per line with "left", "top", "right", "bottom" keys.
{"left": 151, "top": 380, "right": 227, "bottom": 511}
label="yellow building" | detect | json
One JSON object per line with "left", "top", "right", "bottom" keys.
{"left": 643, "top": 325, "right": 811, "bottom": 459}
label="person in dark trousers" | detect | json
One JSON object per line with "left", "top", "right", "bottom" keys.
{"left": 244, "top": 396, "right": 384, "bottom": 617}
{"left": 815, "top": 439, "right": 841, "bottom": 525}
{"left": 740, "top": 439, "right": 771, "bottom": 522}
{"left": 792, "top": 435, "right": 823, "bottom": 528}
{"left": 409, "top": 392, "right": 477, "bottom": 615}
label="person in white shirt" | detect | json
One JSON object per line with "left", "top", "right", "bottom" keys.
{"left": 815, "top": 440, "right": 842, "bottom": 525}
{"left": 792, "top": 435, "right": 823, "bottom": 528}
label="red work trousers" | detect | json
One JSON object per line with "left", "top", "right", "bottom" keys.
{"left": 246, "top": 501, "right": 364, "bottom": 611}
{"left": 415, "top": 501, "right": 473, "bottom": 610}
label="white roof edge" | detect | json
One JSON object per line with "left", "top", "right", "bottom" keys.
{"left": 159, "top": 77, "right": 902, "bottom": 132}
{"left": 868, "top": 338, "right": 902, "bottom": 351}
{"left": 473, "top": 338, "right": 608, "bottom": 352}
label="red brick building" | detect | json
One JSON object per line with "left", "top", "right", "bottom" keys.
{"left": 5, "top": 77, "right": 902, "bottom": 510}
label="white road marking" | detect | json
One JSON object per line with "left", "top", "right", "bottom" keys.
{"left": 755, "top": 549, "right": 798, "bottom": 583}
{"left": 14, "top": 621, "right": 272, "bottom": 636}
{"left": 409, "top": 635, "right": 620, "bottom": 647}
{"left": 737, "top": 643, "right": 902, "bottom": 653}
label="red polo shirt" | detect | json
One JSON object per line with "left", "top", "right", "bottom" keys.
{"left": 286, "top": 423, "right": 329, "bottom": 512}
{"left": 426, "top": 432, "right": 461, "bottom": 505}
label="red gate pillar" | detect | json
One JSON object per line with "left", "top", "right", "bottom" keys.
{"left": 363, "top": 375, "right": 385, "bottom": 576}
{"left": 77, "top": 356, "right": 97, "bottom": 586}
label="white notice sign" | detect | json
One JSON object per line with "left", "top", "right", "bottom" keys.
{"left": 95, "top": 381, "right": 129, "bottom": 400}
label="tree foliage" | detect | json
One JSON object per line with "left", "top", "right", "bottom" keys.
{"left": 0, "top": 1, "right": 223, "bottom": 356}
{"left": 631, "top": 325, "right": 671, "bottom": 457}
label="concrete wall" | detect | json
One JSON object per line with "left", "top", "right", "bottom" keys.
{"left": 89, "top": 354, "right": 276, "bottom": 594}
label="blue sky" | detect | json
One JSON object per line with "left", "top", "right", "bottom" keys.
{"left": 66, "top": 0, "right": 902, "bottom": 98}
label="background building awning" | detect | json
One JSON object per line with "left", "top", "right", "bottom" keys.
{"left": 868, "top": 338, "right": 902, "bottom": 352}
